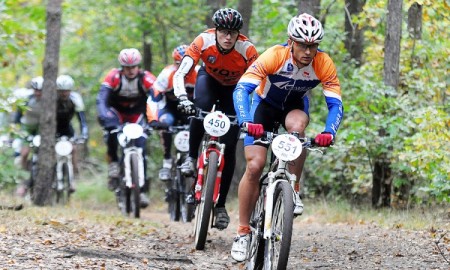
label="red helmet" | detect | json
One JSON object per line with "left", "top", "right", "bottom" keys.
{"left": 118, "top": 48, "right": 142, "bottom": 66}
{"left": 172, "top": 44, "right": 188, "bottom": 63}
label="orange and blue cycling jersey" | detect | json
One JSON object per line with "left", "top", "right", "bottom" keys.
{"left": 146, "top": 64, "right": 198, "bottom": 122}
{"left": 152, "top": 64, "right": 197, "bottom": 101}
{"left": 184, "top": 28, "right": 258, "bottom": 86}
{"left": 234, "top": 43, "right": 343, "bottom": 135}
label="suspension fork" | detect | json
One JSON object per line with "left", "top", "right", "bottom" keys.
{"left": 194, "top": 143, "right": 225, "bottom": 203}
{"left": 123, "top": 147, "right": 145, "bottom": 188}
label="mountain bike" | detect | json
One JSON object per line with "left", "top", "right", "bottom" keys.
{"left": 53, "top": 135, "right": 84, "bottom": 204}
{"left": 21, "top": 134, "right": 82, "bottom": 204}
{"left": 110, "top": 123, "right": 147, "bottom": 218}
{"left": 26, "top": 134, "right": 41, "bottom": 198}
{"left": 245, "top": 131, "right": 323, "bottom": 270}
{"left": 192, "top": 108, "right": 237, "bottom": 250}
{"left": 162, "top": 124, "right": 195, "bottom": 223}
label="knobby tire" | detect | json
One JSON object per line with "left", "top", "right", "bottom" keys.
{"left": 194, "top": 151, "right": 218, "bottom": 250}
{"left": 178, "top": 168, "right": 194, "bottom": 223}
{"left": 265, "top": 181, "right": 294, "bottom": 270}
{"left": 130, "top": 153, "right": 141, "bottom": 218}
{"left": 247, "top": 185, "right": 266, "bottom": 270}
{"left": 56, "top": 163, "right": 70, "bottom": 205}
{"left": 169, "top": 167, "right": 180, "bottom": 222}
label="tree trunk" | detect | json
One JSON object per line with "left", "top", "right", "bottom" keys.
{"left": 407, "top": 3, "right": 422, "bottom": 39}
{"left": 205, "top": 0, "right": 227, "bottom": 28}
{"left": 372, "top": 159, "right": 392, "bottom": 207}
{"left": 383, "top": 0, "right": 402, "bottom": 88}
{"left": 228, "top": 0, "right": 254, "bottom": 197}
{"left": 142, "top": 31, "right": 153, "bottom": 72}
{"left": 298, "top": 0, "right": 321, "bottom": 17}
{"left": 344, "top": 0, "right": 366, "bottom": 66}
{"left": 33, "top": 0, "right": 62, "bottom": 206}
{"left": 238, "top": 0, "right": 253, "bottom": 37}
{"left": 372, "top": 0, "right": 402, "bottom": 208}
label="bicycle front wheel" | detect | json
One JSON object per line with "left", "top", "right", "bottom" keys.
{"left": 178, "top": 169, "right": 194, "bottom": 223}
{"left": 168, "top": 170, "right": 180, "bottom": 222}
{"left": 130, "top": 153, "right": 141, "bottom": 218}
{"left": 265, "top": 181, "right": 294, "bottom": 270}
{"left": 194, "top": 151, "right": 218, "bottom": 250}
{"left": 56, "top": 163, "right": 70, "bottom": 205}
{"left": 247, "top": 185, "right": 266, "bottom": 270}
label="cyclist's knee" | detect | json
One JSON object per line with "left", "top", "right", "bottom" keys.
{"left": 245, "top": 159, "right": 265, "bottom": 179}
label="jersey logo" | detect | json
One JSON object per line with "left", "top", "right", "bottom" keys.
{"left": 207, "top": 55, "right": 217, "bottom": 64}
{"left": 273, "top": 80, "right": 311, "bottom": 92}
{"left": 287, "top": 63, "right": 294, "bottom": 72}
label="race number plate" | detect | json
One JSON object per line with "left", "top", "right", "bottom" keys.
{"left": 203, "top": 111, "right": 231, "bottom": 137}
{"left": 271, "top": 134, "right": 302, "bottom": 161}
{"left": 174, "top": 130, "right": 190, "bottom": 152}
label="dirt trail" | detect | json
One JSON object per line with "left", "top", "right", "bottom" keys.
{"left": 0, "top": 203, "right": 449, "bottom": 269}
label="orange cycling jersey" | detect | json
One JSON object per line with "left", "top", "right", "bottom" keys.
{"left": 184, "top": 29, "right": 258, "bottom": 86}
{"left": 152, "top": 64, "right": 197, "bottom": 99}
{"left": 234, "top": 43, "right": 343, "bottom": 135}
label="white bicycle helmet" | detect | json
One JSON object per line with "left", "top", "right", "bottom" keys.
{"left": 287, "top": 13, "right": 324, "bottom": 43}
{"left": 118, "top": 48, "right": 142, "bottom": 66}
{"left": 56, "top": 75, "right": 74, "bottom": 91}
{"left": 30, "top": 76, "right": 44, "bottom": 90}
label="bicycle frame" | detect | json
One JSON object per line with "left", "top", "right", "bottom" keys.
{"left": 112, "top": 122, "right": 147, "bottom": 218}
{"left": 263, "top": 157, "right": 297, "bottom": 239}
{"left": 54, "top": 136, "right": 74, "bottom": 192}
{"left": 192, "top": 108, "right": 236, "bottom": 250}
{"left": 117, "top": 124, "right": 145, "bottom": 189}
{"left": 194, "top": 134, "right": 226, "bottom": 204}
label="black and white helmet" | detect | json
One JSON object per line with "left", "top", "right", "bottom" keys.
{"left": 30, "top": 76, "right": 44, "bottom": 90}
{"left": 212, "top": 8, "right": 243, "bottom": 30}
{"left": 287, "top": 13, "right": 324, "bottom": 43}
{"left": 56, "top": 75, "right": 74, "bottom": 91}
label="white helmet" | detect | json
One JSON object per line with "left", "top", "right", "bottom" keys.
{"left": 56, "top": 75, "right": 74, "bottom": 91}
{"left": 30, "top": 76, "right": 44, "bottom": 90}
{"left": 118, "top": 48, "right": 142, "bottom": 66}
{"left": 287, "top": 13, "right": 324, "bottom": 43}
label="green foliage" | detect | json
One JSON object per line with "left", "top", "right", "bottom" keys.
{"left": 0, "top": 147, "right": 28, "bottom": 190}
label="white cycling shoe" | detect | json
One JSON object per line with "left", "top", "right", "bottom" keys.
{"left": 231, "top": 234, "right": 250, "bottom": 262}
{"left": 294, "top": 192, "right": 304, "bottom": 216}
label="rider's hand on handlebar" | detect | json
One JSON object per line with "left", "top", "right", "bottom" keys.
{"left": 244, "top": 122, "right": 264, "bottom": 138}
{"left": 314, "top": 132, "right": 333, "bottom": 147}
{"left": 149, "top": 120, "right": 169, "bottom": 130}
{"left": 177, "top": 95, "right": 196, "bottom": 116}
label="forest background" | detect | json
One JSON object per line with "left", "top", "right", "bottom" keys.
{"left": 0, "top": 0, "right": 448, "bottom": 207}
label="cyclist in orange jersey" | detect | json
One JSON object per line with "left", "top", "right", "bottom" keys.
{"left": 230, "top": 13, "right": 344, "bottom": 261}
{"left": 173, "top": 8, "right": 258, "bottom": 230}
{"left": 146, "top": 44, "right": 198, "bottom": 181}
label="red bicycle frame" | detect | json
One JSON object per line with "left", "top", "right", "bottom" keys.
{"left": 194, "top": 135, "right": 226, "bottom": 203}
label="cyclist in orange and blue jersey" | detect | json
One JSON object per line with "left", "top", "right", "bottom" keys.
{"left": 96, "top": 48, "right": 156, "bottom": 208}
{"left": 146, "top": 44, "right": 198, "bottom": 181}
{"left": 230, "top": 13, "right": 344, "bottom": 261}
{"left": 173, "top": 8, "right": 259, "bottom": 230}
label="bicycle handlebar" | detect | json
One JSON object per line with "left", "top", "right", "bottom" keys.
{"left": 241, "top": 127, "right": 327, "bottom": 150}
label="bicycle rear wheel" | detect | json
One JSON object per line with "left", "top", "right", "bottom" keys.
{"left": 265, "top": 181, "right": 294, "bottom": 270}
{"left": 178, "top": 169, "right": 194, "bottom": 223}
{"left": 130, "top": 153, "right": 140, "bottom": 218}
{"left": 194, "top": 151, "right": 218, "bottom": 250}
{"left": 247, "top": 185, "right": 266, "bottom": 270}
